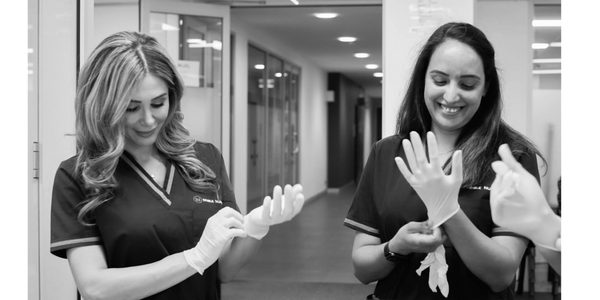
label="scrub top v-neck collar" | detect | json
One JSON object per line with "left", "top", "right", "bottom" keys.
{"left": 121, "top": 151, "right": 176, "bottom": 207}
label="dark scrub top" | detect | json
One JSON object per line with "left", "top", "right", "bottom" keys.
{"left": 344, "top": 135, "right": 539, "bottom": 300}
{"left": 51, "top": 141, "right": 239, "bottom": 300}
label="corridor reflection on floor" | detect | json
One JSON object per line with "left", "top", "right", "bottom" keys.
{"left": 222, "top": 183, "right": 375, "bottom": 299}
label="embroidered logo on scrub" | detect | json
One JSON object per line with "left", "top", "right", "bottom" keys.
{"left": 193, "top": 196, "right": 222, "bottom": 205}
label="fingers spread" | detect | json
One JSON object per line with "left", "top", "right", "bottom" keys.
{"left": 402, "top": 139, "right": 418, "bottom": 173}
{"left": 282, "top": 184, "right": 294, "bottom": 217}
{"left": 491, "top": 161, "right": 510, "bottom": 175}
{"left": 261, "top": 196, "right": 272, "bottom": 221}
{"left": 498, "top": 144, "right": 525, "bottom": 173}
{"left": 395, "top": 157, "right": 416, "bottom": 184}
{"left": 292, "top": 193, "right": 305, "bottom": 218}
{"left": 450, "top": 150, "right": 463, "bottom": 181}
{"left": 426, "top": 131, "right": 440, "bottom": 167}
{"left": 410, "top": 131, "right": 428, "bottom": 166}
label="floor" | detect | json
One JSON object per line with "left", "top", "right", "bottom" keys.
{"left": 221, "top": 184, "right": 559, "bottom": 300}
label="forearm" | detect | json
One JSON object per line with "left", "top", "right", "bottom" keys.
{"left": 443, "top": 210, "right": 526, "bottom": 291}
{"left": 352, "top": 243, "right": 396, "bottom": 284}
{"left": 217, "top": 235, "right": 262, "bottom": 282}
{"left": 71, "top": 252, "right": 195, "bottom": 300}
{"left": 537, "top": 246, "right": 561, "bottom": 276}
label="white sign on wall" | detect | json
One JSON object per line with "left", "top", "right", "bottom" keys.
{"left": 176, "top": 60, "right": 201, "bottom": 87}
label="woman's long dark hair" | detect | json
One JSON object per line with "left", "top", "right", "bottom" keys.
{"left": 395, "top": 22, "right": 545, "bottom": 187}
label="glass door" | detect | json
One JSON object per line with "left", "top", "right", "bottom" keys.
{"left": 283, "top": 63, "right": 300, "bottom": 185}
{"left": 247, "top": 45, "right": 300, "bottom": 208}
{"left": 141, "top": 0, "right": 231, "bottom": 169}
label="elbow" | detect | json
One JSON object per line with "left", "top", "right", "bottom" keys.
{"left": 353, "top": 266, "right": 376, "bottom": 285}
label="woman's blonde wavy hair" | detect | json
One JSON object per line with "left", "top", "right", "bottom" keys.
{"left": 75, "top": 31, "right": 218, "bottom": 225}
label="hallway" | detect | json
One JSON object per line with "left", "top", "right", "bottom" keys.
{"left": 222, "top": 184, "right": 559, "bottom": 300}
{"left": 222, "top": 184, "right": 375, "bottom": 299}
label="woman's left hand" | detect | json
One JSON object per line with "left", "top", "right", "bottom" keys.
{"left": 395, "top": 131, "right": 463, "bottom": 228}
{"left": 243, "top": 184, "right": 305, "bottom": 240}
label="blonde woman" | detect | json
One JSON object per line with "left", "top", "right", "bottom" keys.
{"left": 51, "top": 31, "right": 304, "bottom": 300}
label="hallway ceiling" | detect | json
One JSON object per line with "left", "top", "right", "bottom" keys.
{"left": 229, "top": 2, "right": 383, "bottom": 97}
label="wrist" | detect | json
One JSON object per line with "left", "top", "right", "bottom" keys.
{"left": 384, "top": 242, "right": 410, "bottom": 263}
{"left": 243, "top": 214, "right": 270, "bottom": 240}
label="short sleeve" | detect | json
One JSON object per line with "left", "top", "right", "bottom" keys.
{"left": 50, "top": 159, "right": 102, "bottom": 259}
{"left": 343, "top": 143, "right": 380, "bottom": 238}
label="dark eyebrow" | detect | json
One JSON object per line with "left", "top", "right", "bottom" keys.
{"left": 130, "top": 93, "right": 168, "bottom": 103}
{"left": 430, "top": 70, "right": 481, "bottom": 80}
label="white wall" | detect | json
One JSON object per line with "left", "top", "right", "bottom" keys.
{"left": 231, "top": 18, "right": 329, "bottom": 213}
{"left": 532, "top": 89, "right": 561, "bottom": 207}
{"left": 382, "top": 0, "right": 475, "bottom": 138}
{"left": 475, "top": 0, "right": 533, "bottom": 137}
{"left": 94, "top": 3, "right": 139, "bottom": 49}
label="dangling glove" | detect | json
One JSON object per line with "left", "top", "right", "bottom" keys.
{"left": 490, "top": 144, "right": 561, "bottom": 251}
{"left": 395, "top": 131, "right": 463, "bottom": 298}
{"left": 244, "top": 184, "right": 305, "bottom": 240}
{"left": 183, "top": 207, "right": 248, "bottom": 274}
{"left": 416, "top": 245, "right": 450, "bottom": 297}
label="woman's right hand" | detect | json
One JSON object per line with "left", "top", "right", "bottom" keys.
{"left": 389, "top": 220, "right": 447, "bottom": 255}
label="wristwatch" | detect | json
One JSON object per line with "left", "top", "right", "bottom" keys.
{"left": 383, "top": 242, "right": 408, "bottom": 263}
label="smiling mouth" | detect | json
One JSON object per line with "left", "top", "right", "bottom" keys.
{"left": 137, "top": 128, "right": 156, "bottom": 137}
{"left": 439, "top": 104, "right": 463, "bottom": 113}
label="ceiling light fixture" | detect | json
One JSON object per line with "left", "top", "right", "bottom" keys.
{"left": 532, "top": 20, "right": 561, "bottom": 27}
{"left": 532, "top": 69, "right": 561, "bottom": 75}
{"left": 374, "top": 72, "right": 383, "bottom": 78}
{"left": 532, "top": 43, "right": 549, "bottom": 50}
{"left": 255, "top": 64, "right": 265, "bottom": 70}
{"left": 366, "top": 64, "right": 379, "bottom": 69}
{"left": 338, "top": 36, "right": 357, "bottom": 43}
{"left": 290, "top": 0, "right": 299, "bottom": 5}
{"left": 354, "top": 53, "right": 369, "bottom": 58}
{"left": 314, "top": 13, "right": 338, "bottom": 19}
{"left": 532, "top": 58, "right": 561, "bottom": 64}
{"left": 550, "top": 42, "right": 562, "bottom": 47}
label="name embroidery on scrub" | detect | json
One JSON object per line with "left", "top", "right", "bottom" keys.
{"left": 467, "top": 186, "right": 491, "bottom": 191}
{"left": 193, "top": 196, "right": 223, "bottom": 205}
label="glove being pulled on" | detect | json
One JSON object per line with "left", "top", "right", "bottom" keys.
{"left": 183, "top": 207, "right": 247, "bottom": 274}
{"left": 490, "top": 144, "right": 561, "bottom": 251}
{"left": 395, "top": 131, "right": 463, "bottom": 229}
{"left": 244, "top": 184, "right": 305, "bottom": 240}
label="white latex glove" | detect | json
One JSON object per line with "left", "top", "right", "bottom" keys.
{"left": 395, "top": 131, "right": 462, "bottom": 298}
{"left": 395, "top": 131, "right": 463, "bottom": 229}
{"left": 183, "top": 207, "right": 247, "bottom": 274}
{"left": 244, "top": 184, "right": 305, "bottom": 240}
{"left": 490, "top": 144, "right": 561, "bottom": 251}
{"left": 416, "top": 245, "right": 450, "bottom": 297}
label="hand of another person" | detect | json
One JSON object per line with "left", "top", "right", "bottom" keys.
{"left": 244, "top": 184, "right": 305, "bottom": 240}
{"left": 490, "top": 144, "right": 561, "bottom": 250}
{"left": 183, "top": 207, "right": 247, "bottom": 274}
{"left": 395, "top": 131, "right": 463, "bottom": 228}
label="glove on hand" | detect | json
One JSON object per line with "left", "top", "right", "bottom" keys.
{"left": 395, "top": 131, "right": 463, "bottom": 229}
{"left": 244, "top": 184, "right": 305, "bottom": 240}
{"left": 490, "top": 144, "right": 561, "bottom": 251}
{"left": 183, "top": 207, "right": 247, "bottom": 274}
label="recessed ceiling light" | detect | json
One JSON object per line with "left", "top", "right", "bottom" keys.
{"left": 255, "top": 64, "right": 265, "bottom": 70}
{"left": 314, "top": 13, "right": 338, "bottom": 19}
{"left": 532, "top": 20, "right": 561, "bottom": 27}
{"left": 532, "top": 58, "right": 561, "bottom": 64}
{"left": 532, "top": 43, "right": 549, "bottom": 50}
{"left": 374, "top": 72, "right": 383, "bottom": 78}
{"left": 290, "top": 0, "right": 299, "bottom": 5}
{"left": 532, "top": 69, "right": 561, "bottom": 75}
{"left": 354, "top": 53, "right": 369, "bottom": 58}
{"left": 338, "top": 36, "right": 357, "bottom": 43}
{"left": 366, "top": 64, "right": 379, "bottom": 69}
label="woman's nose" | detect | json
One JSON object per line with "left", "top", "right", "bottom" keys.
{"left": 443, "top": 84, "right": 460, "bottom": 102}
{"left": 140, "top": 107, "right": 155, "bottom": 126}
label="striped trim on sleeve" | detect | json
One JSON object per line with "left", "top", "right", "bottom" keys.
{"left": 344, "top": 218, "right": 380, "bottom": 237}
